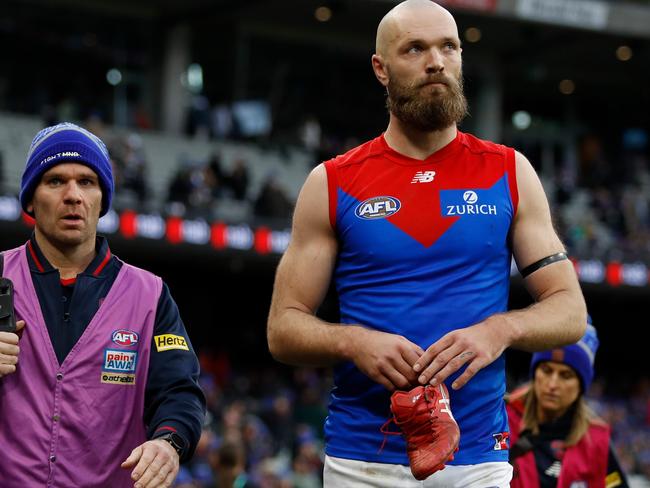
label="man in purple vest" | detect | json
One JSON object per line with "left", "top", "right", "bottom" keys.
{"left": 0, "top": 122, "right": 205, "bottom": 488}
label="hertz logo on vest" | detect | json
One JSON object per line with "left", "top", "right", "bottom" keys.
{"left": 154, "top": 334, "right": 190, "bottom": 352}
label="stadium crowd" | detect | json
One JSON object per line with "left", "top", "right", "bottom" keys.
{"left": 174, "top": 351, "right": 328, "bottom": 488}
{"left": 548, "top": 134, "right": 650, "bottom": 263}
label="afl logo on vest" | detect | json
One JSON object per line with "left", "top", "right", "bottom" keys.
{"left": 355, "top": 196, "right": 401, "bottom": 220}
{"left": 111, "top": 329, "right": 139, "bottom": 347}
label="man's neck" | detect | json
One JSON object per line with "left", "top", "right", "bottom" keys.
{"left": 383, "top": 117, "right": 457, "bottom": 160}
{"left": 33, "top": 231, "right": 97, "bottom": 280}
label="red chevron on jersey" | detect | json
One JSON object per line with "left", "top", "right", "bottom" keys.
{"left": 325, "top": 131, "right": 518, "bottom": 248}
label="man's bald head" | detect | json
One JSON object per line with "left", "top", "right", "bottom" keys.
{"left": 371, "top": 0, "right": 467, "bottom": 131}
{"left": 375, "top": 0, "right": 458, "bottom": 57}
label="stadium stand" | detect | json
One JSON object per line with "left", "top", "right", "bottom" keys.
{"left": 0, "top": 112, "right": 312, "bottom": 222}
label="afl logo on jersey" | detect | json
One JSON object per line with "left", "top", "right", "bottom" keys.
{"left": 355, "top": 196, "right": 401, "bottom": 220}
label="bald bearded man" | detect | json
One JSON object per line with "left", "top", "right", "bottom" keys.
{"left": 267, "top": 1, "right": 586, "bottom": 486}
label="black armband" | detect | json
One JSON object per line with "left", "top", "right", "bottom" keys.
{"left": 520, "top": 252, "right": 568, "bottom": 278}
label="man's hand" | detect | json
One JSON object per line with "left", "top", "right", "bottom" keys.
{"left": 121, "top": 438, "right": 180, "bottom": 488}
{"left": 413, "top": 318, "right": 510, "bottom": 390}
{"left": 348, "top": 327, "right": 425, "bottom": 391}
{"left": 0, "top": 320, "right": 25, "bottom": 378}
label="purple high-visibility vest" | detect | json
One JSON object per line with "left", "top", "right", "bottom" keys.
{"left": 0, "top": 244, "right": 162, "bottom": 488}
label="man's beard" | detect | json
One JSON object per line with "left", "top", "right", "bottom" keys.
{"left": 386, "top": 70, "right": 468, "bottom": 132}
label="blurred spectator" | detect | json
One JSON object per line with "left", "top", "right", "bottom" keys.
{"left": 507, "top": 324, "right": 630, "bottom": 487}
{"left": 225, "top": 158, "right": 250, "bottom": 201}
{"left": 168, "top": 165, "right": 194, "bottom": 209}
{"left": 0, "top": 150, "right": 4, "bottom": 192}
{"left": 178, "top": 428, "right": 219, "bottom": 487}
{"left": 200, "top": 348, "right": 232, "bottom": 390}
{"left": 254, "top": 173, "right": 293, "bottom": 220}
{"left": 299, "top": 116, "right": 321, "bottom": 153}
{"left": 212, "top": 103, "right": 234, "bottom": 140}
{"left": 260, "top": 391, "right": 294, "bottom": 453}
{"left": 187, "top": 94, "right": 212, "bottom": 140}
{"left": 167, "top": 157, "right": 216, "bottom": 213}
{"left": 291, "top": 433, "right": 323, "bottom": 488}
{"left": 206, "top": 152, "right": 225, "bottom": 199}
{"left": 578, "top": 135, "right": 612, "bottom": 189}
{"left": 213, "top": 440, "right": 258, "bottom": 488}
{"left": 109, "top": 133, "right": 149, "bottom": 204}
{"left": 133, "top": 103, "right": 153, "bottom": 130}
{"left": 242, "top": 413, "right": 275, "bottom": 469}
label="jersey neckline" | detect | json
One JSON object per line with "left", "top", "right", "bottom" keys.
{"left": 377, "top": 130, "right": 464, "bottom": 166}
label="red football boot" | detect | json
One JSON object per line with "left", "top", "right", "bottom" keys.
{"left": 388, "top": 384, "right": 460, "bottom": 480}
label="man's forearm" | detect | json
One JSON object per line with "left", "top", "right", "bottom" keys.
{"left": 267, "top": 308, "right": 360, "bottom": 366}
{"left": 497, "top": 288, "right": 587, "bottom": 352}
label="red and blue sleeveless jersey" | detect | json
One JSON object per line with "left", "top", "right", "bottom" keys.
{"left": 323, "top": 130, "right": 518, "bottom": 465}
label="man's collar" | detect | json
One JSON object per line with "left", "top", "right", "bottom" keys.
{"left": 26, "top": 234, "right": 112, "bottom": 277}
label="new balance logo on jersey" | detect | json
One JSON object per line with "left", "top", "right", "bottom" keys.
{"left": 411, "top": 171, "right": 436, "bottom": 183}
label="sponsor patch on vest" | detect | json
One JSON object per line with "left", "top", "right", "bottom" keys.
{"left": 355, "top": 196, "right": 401, "bottom": 220}
{"left": 103, "top": 349, "right": 137, "bottom": 372}
{"left": 101, "top": 349, "right": 137, "bottom": 385}
{"left": 154, "top": 334, "right": 189, "bottom": 352}
{"left": 112, "top": 329, "right": 139, "bottom": 347}
{"left": 101, "top": 372, "right": 136, "bottom": 385}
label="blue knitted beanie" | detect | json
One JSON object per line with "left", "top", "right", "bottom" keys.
{"left": 20, "top": 122, "right": 114, "bottom": 217}
{"left": 530, "top": 317, "right": 599, "bottom": 391}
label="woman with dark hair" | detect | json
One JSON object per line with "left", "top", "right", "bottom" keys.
{"left": 506, "top": 320, "right": 629, "bottom": 488}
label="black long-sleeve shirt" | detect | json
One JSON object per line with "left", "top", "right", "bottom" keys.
{"left": 22, "top": 235, "right": 205, "bottom": 462}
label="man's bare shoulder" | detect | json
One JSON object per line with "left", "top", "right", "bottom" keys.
{"left": 323, "top": 136, "right": 386, "bottom": 170}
